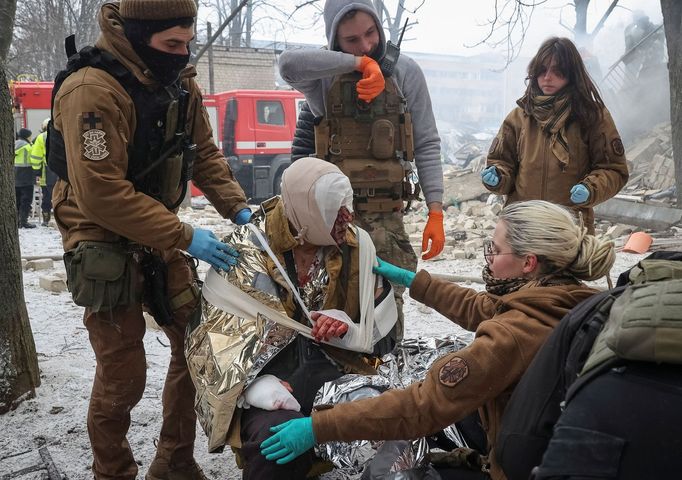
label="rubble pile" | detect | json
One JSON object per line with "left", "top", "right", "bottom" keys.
{"left": 404, "top": 170, "right": 498, "bottom": 262}
{"left": 619, "top": 122, "right": 676, "bottom": 203}
{"left": 440, "top": 128, "right": 494, "bottom": 169}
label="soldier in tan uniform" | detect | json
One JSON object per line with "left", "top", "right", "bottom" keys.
{"left": 481, "top": 37, "right": 629, "bottom": 233}
{"left": 50, "top": 1, "right": 251, "bottom": 479}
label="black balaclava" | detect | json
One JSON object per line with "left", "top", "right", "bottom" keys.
{"left": 124, "top": 18, "right": 192, "bottom": 86}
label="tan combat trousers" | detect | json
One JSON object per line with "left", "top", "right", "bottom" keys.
{"left": 84, "top": 248, "right": 199, "bottom": 480}
{"left": 354, "top": 210, "right": 418, "bottom": 343}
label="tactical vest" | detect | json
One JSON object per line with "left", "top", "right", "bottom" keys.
{"left": 47, "top": 36, "right": 195, "bottom": 211}
{"left": 314, "top": 73, "right": 417, "bottom": 213}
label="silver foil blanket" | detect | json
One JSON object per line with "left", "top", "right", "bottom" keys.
{"left": 314, "top": 333, "right": 475, "bottom": 477}
{"left": 185, "top": 211, "right": 327, "bottom": 452}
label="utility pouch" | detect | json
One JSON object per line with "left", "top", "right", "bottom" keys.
{"left": 160, "top": 151, "right": 184, "bottom": 205}
{"left": 64, "top": 241, "right": 134, "bottom": 312}
{"left": 140, "top": 252, "right": 174, "bottom": 327}
{"left": 369, "top": 119, "right": 395, "bottom": 159}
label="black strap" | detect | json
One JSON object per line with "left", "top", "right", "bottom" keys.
{"left": 283, "top": 250, "right": 304, "bottom": 322}
{"left": 65, "top": 34, "right": 77, "bottom": 58}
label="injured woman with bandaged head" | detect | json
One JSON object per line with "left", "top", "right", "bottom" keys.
{"left": 185, "top": 156, "right": 398, "bottom": 479}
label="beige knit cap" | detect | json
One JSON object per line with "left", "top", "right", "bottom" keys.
{"left": 119, "top": 0, "right": 197, "bottom": 20}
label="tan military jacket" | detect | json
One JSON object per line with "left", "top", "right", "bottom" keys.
{"left": 52, "top": 3, "right": 247, "bottom": 251}
{"left": 312, "top": 270, "right": 596, "bottom": 480}
{"left": 485, "top": 106, "right": 629, "bottom": 232}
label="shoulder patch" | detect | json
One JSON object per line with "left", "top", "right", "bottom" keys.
{"left": 439, "top": 357, "right": 469, "bottom": 387}
{"left": 611, "top": 138, "right": 625, "bottom": 157}
{"left": 80, "top": 111, "right": 109, "bottom": 161}
{"left": 82, "top": 129, "right": 109, "bottom": 161}
{"left": 81, "top": 112, "right": 103, "bottom": 131}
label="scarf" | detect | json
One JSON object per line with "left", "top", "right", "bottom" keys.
{"left": 519, "top": 90, "right": 572, "bottom": 169}
{"left": 482, "top": 265, "right": 579, "bottom": 296}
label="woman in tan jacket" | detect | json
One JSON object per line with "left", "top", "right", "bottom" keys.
{"left": 481, "top": 37, "right": 629, "bottom": 233}
{"left": 260, "top": 200, "right": 615, "bottom": 480}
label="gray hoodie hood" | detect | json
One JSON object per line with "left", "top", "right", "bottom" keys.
{"left": 324, "top": 0, "right": 386, "bottom": 60}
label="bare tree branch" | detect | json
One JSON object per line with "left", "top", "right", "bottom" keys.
{"left": 9, "top": 0, "right": 100, "bottom": 80}
{"left": 195, "top": 0, "right": 250, "bottom": 60}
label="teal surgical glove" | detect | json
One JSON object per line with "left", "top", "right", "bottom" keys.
{"left": 187, "top": 228, "right": 239, "bottom": 272}
{"left": 570, "top": 183, "right": 590, "bottom": 204}
{"left": 260, "top": 417, "right": 315, "bottom": 465}
{"left": 235, "top": 208, "right": 252, "bottom": 225}
{"left": 372, "top": 257, "right": 416, "bottom": 288}
{"left": 481, "top": 166, "right": 500, "bottom": 187}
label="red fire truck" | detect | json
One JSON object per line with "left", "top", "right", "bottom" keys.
{"left": 11, "top": 82, "right": 304, "bottom": 202}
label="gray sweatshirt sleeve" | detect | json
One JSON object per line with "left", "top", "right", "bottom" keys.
{"left": 394, "top": 55, "right": 443, "bottom": 205}
{"left": 278, "top": 49, "right": 357, "bottom": 117}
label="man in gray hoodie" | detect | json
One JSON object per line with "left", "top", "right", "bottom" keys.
{"left": 279, "top": 0, "right": 444, "bottom": 343}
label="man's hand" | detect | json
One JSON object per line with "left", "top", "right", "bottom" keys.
{"left": 186, "top": 228, "right": 239, "bottom": 272}
{"left": 260, "top": 417, "right": 316, "bottom": 464}
{"left": 311, "top": 312, "right": 349, "bottom": 342}
{"left": 372, "top": 257, "right": 416, "bottom": 288}
{"left": 422, "top": 210, "right": 444, "bottom": 260}
{"left": 570, "top": 183, "right": 590, "bottom": 204}
{"left": 481, "top": 166, "right": 500, "bottom": 187}
{"left": 355, "top": 55, "right": 385, "bottom": 102}
{"left": 234, "top": 207, "right": 252, "bottom": 225}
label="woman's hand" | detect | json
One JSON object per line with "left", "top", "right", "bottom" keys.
{"left": 260, "top": 417, "right": 316, "bottom": 464}
{"left": 372, "top": 257, "right": 416, "bottom": 288}
{"left": 311, "top": 312, "right": 349, "bottom": 342}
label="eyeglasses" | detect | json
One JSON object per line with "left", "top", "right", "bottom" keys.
{"left": 483, "top": 239, "right": 516, "bottom": 264}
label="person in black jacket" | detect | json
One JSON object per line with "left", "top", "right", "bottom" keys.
{"left": 291, "top": 101, "right": 317, "bottom": 161}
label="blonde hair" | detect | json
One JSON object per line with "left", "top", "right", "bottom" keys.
{"left": 499, "top": 200, "right": 614, "bottom": 281}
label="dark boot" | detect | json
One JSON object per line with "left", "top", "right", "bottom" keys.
{"left": 20, "top": 222, "right": 37, "bottom": 229}
{"left": 146, "top": 457, "right": 209, "bottom": 480}
{"left": 42, "top": 212, "right": 50, "bottom": 226}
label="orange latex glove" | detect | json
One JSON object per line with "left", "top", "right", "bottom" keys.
{"left": 355, "top": 55, "right": 385, "bottom": 102}
{"left": 311, "top": 312, "right": 349, "bottom": 342}
{"left": 421, "top": 210, "right": 445, "bottom": 260}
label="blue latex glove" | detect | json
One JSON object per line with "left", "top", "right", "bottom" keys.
{"left": 570, "top": 183, "right": 590, "bottom": 204}
{"left": 481, "top": 166, "right": 500, "bottom": 187}
{"left": 260, "top": 417, "right": 316, "bottom": 465}
{"left": 187, "top": 228, "right": 239, "bottom": 272}
{"left": 234, "top": 207, "right": 252, "bottom": 226}
{"left": 372, "top": 257, "right": 416, "bottom": 288}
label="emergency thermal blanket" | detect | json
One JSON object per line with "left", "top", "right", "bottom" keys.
{"left": 186, "top": 218, "right": 397, "bottom": 452}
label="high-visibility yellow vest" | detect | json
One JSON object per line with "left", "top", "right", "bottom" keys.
{"left": 30, "top": 132, "right": 48, "bottom": 186}
{"left": 14, "top": 140, "right": 33, "bottom": 168}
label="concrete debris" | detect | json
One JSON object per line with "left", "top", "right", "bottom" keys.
{"left": 592, "top": 121, "right": 681, "bottom": 236}
{"left": 24, "top": 258, "right": 54, "bottom": 271}
{"left": 595, "top": 198, "right": 682, "bottom": 232}
{"left": 617, "top": 122, "right": 677, "bottom": 205}
{"left": 39, "top": 274, "right": 67, "bottom": 294}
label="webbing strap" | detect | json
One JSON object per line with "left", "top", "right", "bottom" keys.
{"left": 169, "top": 283, "right": 200, "bottom": 311}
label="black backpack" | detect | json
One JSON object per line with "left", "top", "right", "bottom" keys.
{"left": 46, "top": 35, "right": 134, "bottom": 183}
{"left": 496, "top": 251, "right": 682, "bottom": 480}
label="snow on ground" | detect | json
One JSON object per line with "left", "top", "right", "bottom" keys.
{"left": 0, "top": 209, "right": 649, "bottom": 479}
